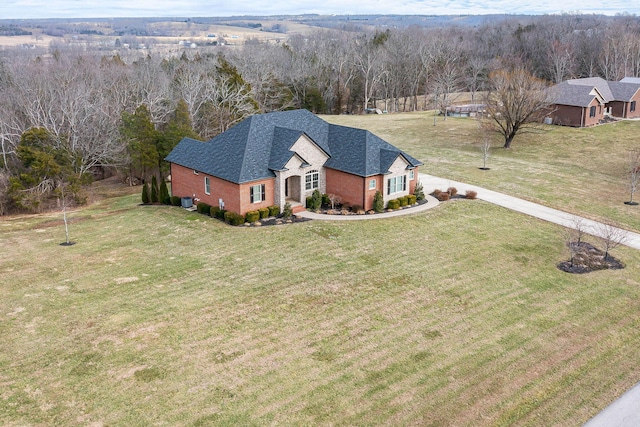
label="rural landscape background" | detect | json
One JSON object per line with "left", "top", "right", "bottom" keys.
{"left": 1, "top": 11, "right": 640, "bottom": 427}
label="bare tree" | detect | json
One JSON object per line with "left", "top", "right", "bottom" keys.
{"left": 478, "top": 134, "right": 491, "bottom": 170}
{"left": 483, "top": 66, "right": 551, "bottom": 148}
{"left": 596, "top": 221, "right": 628, "bottom": 260}
{"left": 625, "top": 149, "right": 640, "bottom": 205}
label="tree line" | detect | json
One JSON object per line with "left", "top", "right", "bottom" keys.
{"left": 1, "top": 13, "right": 640, "bottom": 215}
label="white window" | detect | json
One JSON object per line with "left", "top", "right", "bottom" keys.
{"left": 369, "top": 179, "right": 377, "bottom": 190}
{"left": 387, "top": 175, "right": 407, "bottom": 195}
{"left": 409, "top": 170, "right": 415, "bottom": 180}
{"left": 250, "top": 184, "right": 265, "bottom": 203}
{"left": 305, "top": 170, "right": 319, "bottom": 191}
{"left": 204, "top": 176, "right": 210, "bottom": 195}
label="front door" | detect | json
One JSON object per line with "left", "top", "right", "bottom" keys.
{"left": 285, "top": 176, "right": 301, "bottom": 202}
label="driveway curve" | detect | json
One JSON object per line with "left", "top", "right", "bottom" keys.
{"left": 420, "top": 174, "right": 640, "bottom": 250}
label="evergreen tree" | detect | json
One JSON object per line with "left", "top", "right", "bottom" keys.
{"left": 150, "top": 175, "right": 159, "bottom": 203}
{"left": 373, "top": 190, "right": 384, "bottom": 213}
{"left": 120, "top": 104, "right": 160, "bottom": 184}
{"left": 141, "top": 183, "right": 150, "bottom": 204}
{"left": 158, "top": 99, "right": 200, "bottom": 176}
{"left": 159, "top": 177, "right": 170, "bottom": 204}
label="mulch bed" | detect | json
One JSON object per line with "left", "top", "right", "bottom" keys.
{"left": 557, "top": 242, "right": 625, "bottom": 274}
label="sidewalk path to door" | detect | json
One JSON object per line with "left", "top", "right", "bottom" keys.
{"left": 420, "top": 174, "right": 640, "bottom": 250}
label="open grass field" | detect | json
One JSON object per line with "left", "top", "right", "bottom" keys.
{"left": 2, "top": 113, "right": 640, "bottom": 426}
{"left": 323, "top": 113, "right": 640, "bottom": 233}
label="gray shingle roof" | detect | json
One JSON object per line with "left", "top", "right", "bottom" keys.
{"left": 609, "top": 82, "right": 640, "bottom": 102}
{"left": 567, "top": 77, "right": 613, "bottom": 101}
{"left": 166, "top": 109, "right": 422, "bottom": 184}
{"left": 563, "top": 77, "right": 640, "bottom": 102}
{"left": 550, "top": 82, "right": 600, "bottom": 107}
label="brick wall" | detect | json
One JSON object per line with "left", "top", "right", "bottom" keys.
{"left": 325, "top": 169, "right": 366, "bottom": 209}
{"left": 170, "top": 163, "right": 275, "bottom": 215}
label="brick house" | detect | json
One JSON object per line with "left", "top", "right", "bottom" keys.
{"left": 165, "top": 109, "right": 422, "bottom": 215}
{"left": 548, "top": 77, "right": 640, "bottom": 127}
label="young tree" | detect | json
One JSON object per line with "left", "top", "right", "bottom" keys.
{"left": 625, "top": 149, "right": 640, "bottom": 205}
{"left": 150, "top": 175, "right": 159, "bottom": 204}
{"left": 478, "top": 135, "right": 492, "bottom": 170}
{"left": 596, "top": 221, "right": 628, "bottom": 260}
{"left": 483, "top": 67, "right": 551, "bottom": 148}
{"left": 159, "top": 177, "right": 170, "bottom": 205}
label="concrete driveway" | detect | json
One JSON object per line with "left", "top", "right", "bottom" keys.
{"left": 420, "top": 174, "right": 640, "bottom": 250}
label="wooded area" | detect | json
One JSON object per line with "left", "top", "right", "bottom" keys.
{"left": 1, "top": 13, "right": 640, "bottom": 214}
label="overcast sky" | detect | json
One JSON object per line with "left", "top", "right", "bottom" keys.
{"left": 1, "top": 0, "right": 638, "bottom": 20}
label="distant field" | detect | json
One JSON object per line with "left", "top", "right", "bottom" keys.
{"left": 2, "top": 113, "right": 640, "bottom": 426}
{"left": 0, "top": 19, "right": 317, "bottom": 50}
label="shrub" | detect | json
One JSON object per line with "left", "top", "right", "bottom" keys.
{"left": 215, "top": 209, "right": 227, "bottom": 220}
{"left": 141, "top": 183, "right": 150, "bottom": 204}
{"left": 268, "top": 205, "right": 280, "bottom": 217}
{"left": 465, "top": 190, "right": 478, "bottom": 200}
{"left": 170, "top": 196, "right": 181, "bottom": 206}
{"left": 310, "top": 189, "right": 322, "bottom": 211}
{"left": 150, "top": 175, "right": 159, "bottom": 203}
{"left": 436, "top": 192, "right": 450, "bottom": 201}
{"left": 224, "top": 211, "right": 245, "bottom": 226}
{"left": 210, "top": 206, "right": 220, "bottom": 217}
{"left": 258, "top": 207, "right": 270, "bottom": 219}
{"left": 160, "top": 178, "right": 170, "bottom": 204}
{"left": 322, "top": 193, "right": 331, "bottom": 206}
{"left": 351, "top": 204, "right": 364, "bottom": 213}
{"left": 306, "top": 196, "right": 313, "bottom": 209}
{"left": 282, "top": 202, "right": 293, "bottom": 219}
{"left": 196, "top": 202, "right": 211, "bottom": 215}
{"left": 447, "top": 187, "right": 458, "bottom": 197}
{"left": 432, "top": 189, "right": 442, "bottom": 197}
{"left": 407, "top": 194, "right": 417, "bottom": 205}
{"left": 373, "top": 190, "right": 384, "bottom": 213}
{"left": 387, "top": 199, "right": 400, "bottom": 210}
{"left": 398, "top": 196, "right": 408, "bottom": 207}
{"left": 245, "top": 210, "right": 260, "bottom": 223}
{"left": 414, "top": 181, "right": 425, "bottom": 201}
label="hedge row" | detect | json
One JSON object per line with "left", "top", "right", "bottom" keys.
{"left": 386, "top": 194, "right": 417, "bottom": 210}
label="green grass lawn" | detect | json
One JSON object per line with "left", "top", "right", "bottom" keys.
{"left": 322, "top": 113, "right": 640, "bottom": 232}
{"left": 2, "top": 188, "right": 640, "bottom": 426}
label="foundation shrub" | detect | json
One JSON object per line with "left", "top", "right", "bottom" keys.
{"left": 407, "top": 194, "right": 417, "bottom": 205}
{"left": 373, "top": 190, "right": 384, "bottom": 213}
{"left": 170, "top": 196, "right": 181, "bottom": 206}
{"left": 258, "top": 207, "right": 270, "bottom": 219}
{"left": 196, "top": 202, "right": 211, "bottom": 215}
{"left": 387, "top": 199, "right": 400, "bottom": 210}
{"left": 398, "top": 196, "right": 409, "bottom": 207}
{"left": 268, "top": 205, "right": 280, "bottom": 217}
{"left": 224, "top": 211, "right": 245, "bottom": 226}
{"left": 245, "top": 210, "right": 261, "bottom": 223}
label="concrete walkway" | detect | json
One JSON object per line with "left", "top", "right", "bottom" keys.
{"left": 295, "top": 194, "right": 440, "bottom": 220}
{"left": 582, "top": 382, "right": 640, "bottom": 427}
{"left": 420, "top": 174, "right": 640, "bottom": 250}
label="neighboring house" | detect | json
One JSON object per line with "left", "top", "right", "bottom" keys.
{"left": 165, "top": 109, "right": 422, "bottom": 215}
{"left": 548, "top": 77, "right": 640, "bottom": 126}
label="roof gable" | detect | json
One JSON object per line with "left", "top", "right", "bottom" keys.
{"left": 550, "top": 82, "right": 604, "bottom": 107}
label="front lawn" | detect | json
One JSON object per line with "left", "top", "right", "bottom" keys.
{"left": 1, "top": 192, "right": 639, "bottom": 426}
